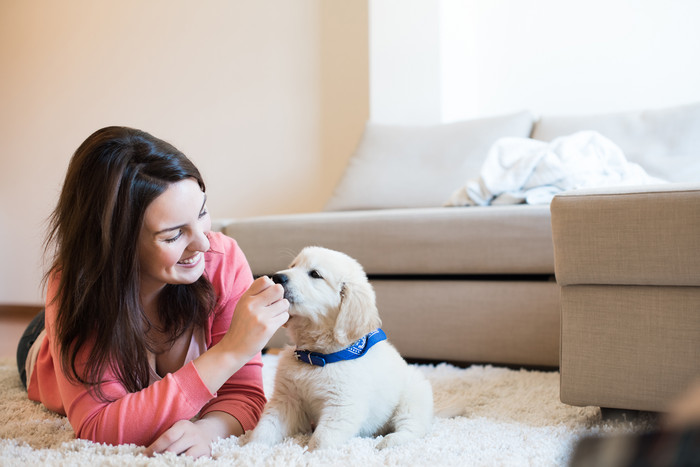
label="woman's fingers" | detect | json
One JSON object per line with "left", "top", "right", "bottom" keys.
{"left": 145, "top": 420, "right": 212, "bottom": 459}
{"left": 183, "top": 444, "right": 211, "bottom": 459}
{"left": 245, "top": 275, "right": 276, "bottom": 297}
{"left": 253, "top": 279, "right": 286, "bottom": 306}
{"left": 242, "top": 277, "right": 288, "bottom": 319}
{"left": 218, "top": 275, "right": 290, "bottom": 361}
{"left": 145, "top": 423, "right": 185, "bottom": 456}
{"left": 268, "top": 300, "right": 290, "bottom": 327}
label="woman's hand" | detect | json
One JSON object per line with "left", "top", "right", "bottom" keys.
{"left": 221, "top": 275, "right": 289, "bottom": 361}
{"left": 144, "top": 419, "right": 214, "bottom": 459}
{"left": 193, "top": 275, "right": 289, "bottom": 395}
{"left": 145, "top": 412, "right": 243, "bottom": 459}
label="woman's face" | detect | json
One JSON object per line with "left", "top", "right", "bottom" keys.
{"left": 138, "top": 178, "right": 211, "bottom": 297}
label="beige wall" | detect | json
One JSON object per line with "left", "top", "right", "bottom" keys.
{"left": 0, "top": 0, "right": 369, "bottom": 304}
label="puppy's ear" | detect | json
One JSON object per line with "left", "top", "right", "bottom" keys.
{"left": 334, "top": 279, "right": 382, "bottom": 345}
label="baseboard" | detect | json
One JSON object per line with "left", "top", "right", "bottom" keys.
{"left": 0, "top": 304, "right": 43, "bottom": 318}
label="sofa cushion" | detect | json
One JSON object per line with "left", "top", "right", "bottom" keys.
{"left": 222, "top": 205, "right": 554, "bottom": 276}
{"left": 532, "top": 101, "right": 700, "bottom": 183}
{"left": 551, "top": 183, "right": 700, "bottom": 287}
{"left": 323, "top": 111, "right": 535, "bottom": 211}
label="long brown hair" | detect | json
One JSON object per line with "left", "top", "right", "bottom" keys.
{"left": 45, "top": 126, "right": 216, "bottom": 400}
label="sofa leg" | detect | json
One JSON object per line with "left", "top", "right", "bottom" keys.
{"left": 600, "top": 407, "right": 659, "bottom": 425}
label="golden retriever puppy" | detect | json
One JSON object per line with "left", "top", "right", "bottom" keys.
{"left": 246, "top": 246, "right": 433, "bottom": 451}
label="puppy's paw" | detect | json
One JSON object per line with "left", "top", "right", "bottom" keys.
{"left": 244, "top": 431, "right": 278, "bottom": 447}
{"left": 238, "top": 432, "right": 254, "bottom": 447}
{"left": 306, "top": 433, "right": 331, "bottom": 452}
{"left": 307, "top": 429, "right": 347, "bottom": 452}
{"left": 244, "top": 419, "right": 284, "bottom": 447}
{"left": 375, "top": 432, "right": 416, "bottom": 450}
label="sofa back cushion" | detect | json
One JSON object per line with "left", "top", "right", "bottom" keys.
{"left": 532, "top": 101, "right": 700, "bottom": 183}
{"left": 324, "top": 111, "right": 535, "bottom": 211}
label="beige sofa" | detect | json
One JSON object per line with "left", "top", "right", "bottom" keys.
{"left": 218, "top": 102, "right": 700, "bottom": 370}
{"left": 551, "top": 183, "right": 700, "bottom": 412}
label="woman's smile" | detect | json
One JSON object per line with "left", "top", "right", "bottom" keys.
{"left": 178, "top": 251, "right": 203, "bottom": 266}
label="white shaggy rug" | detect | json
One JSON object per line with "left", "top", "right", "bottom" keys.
{"left": 0, "top": 355, "right": 654, "bottom": 466}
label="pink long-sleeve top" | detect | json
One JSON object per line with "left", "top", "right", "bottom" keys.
{"left": 27, "top": 232, "right": 266, "bottom": 446}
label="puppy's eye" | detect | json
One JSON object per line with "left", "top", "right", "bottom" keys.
{"left": 309, "top": 270, "right": 323, "bottom": 279}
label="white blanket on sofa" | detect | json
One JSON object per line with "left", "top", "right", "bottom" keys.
{"left": 445, "top": 131, "right": 665, "bottom": 206}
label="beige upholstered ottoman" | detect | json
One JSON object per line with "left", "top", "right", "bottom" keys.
{"left": 550, "top": 183, "right": 700, "bottom": 412}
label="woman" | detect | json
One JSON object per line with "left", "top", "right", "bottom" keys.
{"left": 16, "top": 126, "right": 289, "bottom": 458}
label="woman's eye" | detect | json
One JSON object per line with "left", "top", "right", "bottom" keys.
{"left": 309, "top": 270, "right": 323, "bottom": 279}
{"left": 165, "top": 231, "right": 182, "bottom": 243}
{"left": 199, "top": 208, "right": 208, "bottom": 219}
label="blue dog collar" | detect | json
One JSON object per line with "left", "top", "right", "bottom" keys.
{"left": 294, "top": 329, "right": 387, "bottom": 367}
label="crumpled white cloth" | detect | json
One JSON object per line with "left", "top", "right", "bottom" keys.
{"left": 445, "top": 131, "right": 666, "bottom": 206}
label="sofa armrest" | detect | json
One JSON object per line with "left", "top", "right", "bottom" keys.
{"left": 550, "top": 182, "right": 700, "bottom": 287}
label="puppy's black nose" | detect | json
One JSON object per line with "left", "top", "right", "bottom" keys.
{"left": 271, "top": 273, "right": 288, "bottom": 285}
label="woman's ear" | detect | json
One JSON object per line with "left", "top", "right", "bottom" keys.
{"left": 333, "top": 279, "right": 382, "bottom": 345}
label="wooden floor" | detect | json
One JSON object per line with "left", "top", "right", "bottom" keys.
{"left": 0, "top": 307, "right": 39, "bottom": 360}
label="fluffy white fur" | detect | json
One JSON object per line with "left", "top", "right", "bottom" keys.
{"left": 246, "top": 246, "right": 433, "bottom": 451}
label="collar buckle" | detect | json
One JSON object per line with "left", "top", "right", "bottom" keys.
{"left": 295, "top": 350, "right": 326, "bottom": 367}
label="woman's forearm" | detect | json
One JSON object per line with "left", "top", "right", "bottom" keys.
{"left": 192, "top": 344, "right": 247, "bottom": 395}
{"left": 197, "top": 410, "right": 244, "bottom": 439}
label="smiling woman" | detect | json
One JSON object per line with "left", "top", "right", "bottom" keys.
{"left": 138, "top": 180, "right": 212, "bottom": 306}
{"left": 14, "top": 127, "right": 289, "bottom": 459}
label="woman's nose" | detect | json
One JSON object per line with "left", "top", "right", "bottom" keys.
{"left": 192, "top": 226, "right": 210, "bottom": 252}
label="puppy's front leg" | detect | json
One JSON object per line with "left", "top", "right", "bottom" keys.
{"left": 307, "top": 406, "right": 362, "bottom": 452}
{"left": 246, "top": 397, "right": 305, "bottom": 446}
{"left": 245, "top": 405, "right": 287, "bottom": 446}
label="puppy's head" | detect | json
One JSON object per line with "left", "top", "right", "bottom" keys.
{"left": 272, "top": 246, "right": 381, "bottom": 352}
